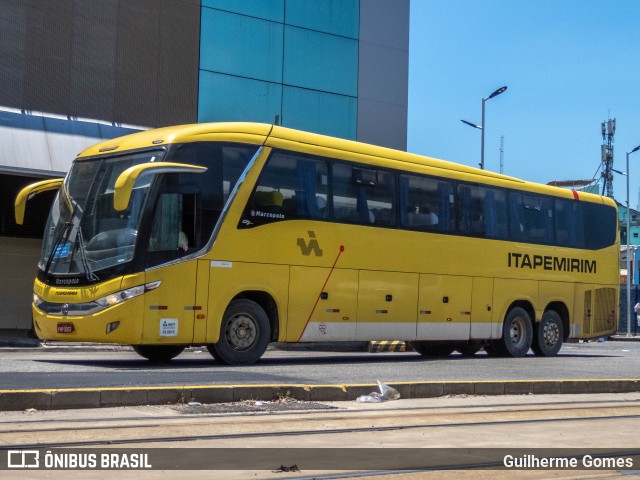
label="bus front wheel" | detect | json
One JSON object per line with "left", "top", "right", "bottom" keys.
{"left": 496, "top": 307, "right": 533, "bottom": 357}
{"left": 132, "top": 345, "right": 185, "bottom": 362}
{"left": 531, "top": 310, "right": 563, "bottom": 357}
{"left": 208, "top": 299, "right": 270, "bottom": 365}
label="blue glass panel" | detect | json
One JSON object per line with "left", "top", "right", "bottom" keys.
{"left": 283, "top": 26, "right": 358, "bottom": 96}
{"left": 202, "top": 0, "right": 284, "bottom": 22}
{"left": 200, "top": 9, "right": 283, "bottom": 83}
{"left": 285, "top": 0, "right": 359, "bottom": 38}
{"left": 198, "top": 72, "right": 282, "bottom": 124}
{"left": 282, "top": 86, "right": 356, "bottom": 139}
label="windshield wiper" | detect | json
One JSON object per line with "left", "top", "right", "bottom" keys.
{"left": 75, "top": 226, "right": 98, "bottom": 281}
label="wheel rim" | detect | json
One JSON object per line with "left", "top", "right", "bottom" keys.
{"left": 508, "top": 315, "right": 527, "bottom": 349}
{"left": 226, "top": 313, "right": 258, "bottom": 351}
{"left": 542, "top": 320, "right": 560, "bottom": 347}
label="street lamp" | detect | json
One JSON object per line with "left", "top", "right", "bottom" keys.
{"left": 461, "top": 86, "right": 507, "bottom": 169}
{"left": 460, "top": 119, "right": 481, "bottom": 130}
{"left": 625, "top": 145, "right": 640, "bottom": 337}
{"left": 481, "top": 86, "right": 507, "bottom": 170}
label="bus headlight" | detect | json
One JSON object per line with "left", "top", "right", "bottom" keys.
{"left": 95, "top": 285, "right": 145, "bottom": 308}
{"left": 33, "top": 293, "right": 44, "bottom": 307}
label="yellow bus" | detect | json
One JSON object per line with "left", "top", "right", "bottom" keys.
{"left": 16, "top": 123, "right": 619, "bottom": 364}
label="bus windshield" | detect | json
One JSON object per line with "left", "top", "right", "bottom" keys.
{"left": 39, "top": 150, "right": 161, "bottom": 278}
{"left": 38, "top": 143, "right": 260, "bottom": 284}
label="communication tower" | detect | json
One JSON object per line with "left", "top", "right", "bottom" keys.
{"left": 601, "top": 118, "right": 616, "bottom": 197}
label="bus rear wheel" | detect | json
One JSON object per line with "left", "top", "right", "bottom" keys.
{"left": 132, "top": 345, "right": 185, "bottom": 362}
{"left": 496, "top": 307, "right": 533, "bottom": 357}
{"left": 412, "top": 341, "right": 455, "bottom": 358}
{"left": 532, "top": 310, "right": 563, "bottom": 357}
{"left": 208, "top": 299, "right": 270, "bottom": 365}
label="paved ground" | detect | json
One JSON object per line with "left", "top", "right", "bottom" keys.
{"left": 1, "top": 393, "right": 639, "bottom": 478}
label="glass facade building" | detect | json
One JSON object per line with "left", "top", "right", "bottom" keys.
{"left": 198, "top": 0, "right": 361, "bottom": 140}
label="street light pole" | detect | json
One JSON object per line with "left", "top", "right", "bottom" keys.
{"left": 626, "top": 145, "right": 640, "bottom": 337}
{"left": 480, "top": 86, "right": 507, "bottom": 170}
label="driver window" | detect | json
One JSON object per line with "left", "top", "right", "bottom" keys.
{"left": 148, "top": 193, "right": 182, "bottom": 252}
{"left": 145, "top": 192, "right": 195, "bottom": 266}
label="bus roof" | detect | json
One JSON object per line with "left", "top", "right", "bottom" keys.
{"left": 77, "top": 122, "right": 615, "bottom": 208}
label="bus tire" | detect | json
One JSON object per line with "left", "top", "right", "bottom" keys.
{"left": 497, "top": 307, "right": 533, "bottom": 357}
{"left": 208, "top": 299, "right": 270, "bottom": 365}
{"left": 412, "top": 341, "right": 455, "bottom": 358}
{"left": 132, "top": 345, "right": 185, "bottom": 362}
{"left": 532, "top": 310, "right": 563, "bottom": 357}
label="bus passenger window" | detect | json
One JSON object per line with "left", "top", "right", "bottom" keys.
{"left": 458, "top": 184, "right": 507, "bottom": 239}
{"left": 399, "top": 174, "right": 454, "bottom": 232}
{"left": 332, "top": 164, "right": 395, "bottom": 226}
{"left": 509, "top": 193, "right": 554, "bottom": 244}
{"left": 241, "top": 152, "right": 328, "bottom": 228}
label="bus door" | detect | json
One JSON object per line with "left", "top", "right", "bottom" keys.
{"left": 417, "top": 274, "right": 472, "bottom": 340}
{"left": 140, "top": 191, "right": 200, "bottom": 344}
{"left": 288, "top": 266, "right": 358, "bottom": 341}
{"left": 355, "top": 271, "right": 419, "bottom": 341}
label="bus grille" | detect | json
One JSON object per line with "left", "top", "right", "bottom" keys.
{"left": 593, "top": 287, "right": 617, "bottom": 333}
{"left": 583, "top": 290, "right": 592, "bottom": 334}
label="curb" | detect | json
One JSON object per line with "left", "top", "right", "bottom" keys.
{"left": 2, "top": 379, "right": 640, "bottom": 412}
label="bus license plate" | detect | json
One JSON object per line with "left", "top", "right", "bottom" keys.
{"left": 57, "top": 323, "right": 74, "bottom": 334}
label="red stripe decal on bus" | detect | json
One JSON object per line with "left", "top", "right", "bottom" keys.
{"left": 571, "top": 190, "right": 579, "bottom": 200}
{"left": 298, "top": 245, "right": 345, "bottom": 341}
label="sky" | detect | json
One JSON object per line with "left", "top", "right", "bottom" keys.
{"left": 407, "top": 0, "right": 640, "bottom": 207}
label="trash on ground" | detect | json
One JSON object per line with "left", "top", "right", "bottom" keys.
{"left": 187, "top": 401, "right": 202, "bottom": 406}
{"left": 356, "top": 381, "right": 401, "bottom": 403}
{"left": 274, "top": 464, "right": 299, "bottom": 473}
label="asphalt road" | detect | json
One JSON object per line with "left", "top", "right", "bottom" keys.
{"left": 0, "top": 340, "right": 639, "bottom": 391}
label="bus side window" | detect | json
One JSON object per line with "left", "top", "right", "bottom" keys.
{"left": 242, "top": 152, "right": 328, "bottom": 227}
{"left": 332, "top": 163, "right": 360, "bottom": 223}
{"left": 509, "top": 193, "right": 554, "bottom": 244}
{"left": 144, "top": 190, "right": 199, "bottom": 268}
{"left": 458, "top": 184, "right": 507, "bottom": 239}
{"left": 368, "top": 170, "right": 396, "bottom": 227}
{"left": 399, "top": 174, "right": 454, "bottom": 232}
